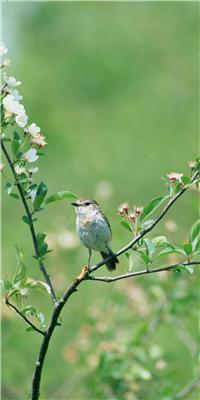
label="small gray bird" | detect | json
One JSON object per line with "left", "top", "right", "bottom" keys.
{"left": 71, "top": 199, "right": 118, "bottom": 270}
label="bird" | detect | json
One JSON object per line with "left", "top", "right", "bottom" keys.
{"left": 71, "top": 199, "right": 118, "bottom": 271}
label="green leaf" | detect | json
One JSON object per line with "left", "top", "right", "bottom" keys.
{"left": 183, "top": 243, "right": 192, "bottom": 256}
{"left": 190, "top": 220, "right": 200, "bottom": 243}
{"left": 24, "top": 279, "right": 51, "bottom": 295}
{"left": 121, "top": 220, "right": 133, "bottom": 233}
{"left": 140, "top": 252, "right": 150, "bottom": 265}
{"left": 181, "top": 176, "right": 191, "bottom": 185}
{"left": 144, "top": 238, "right": 155, "bottom": 258}
{"left": 125, "top": 252, "right": 134, "bottom": 272}
{"left": 36, "top": 232, "right": 49, "bottom": 257}
{"left": 5, "top": 182, "right": 13, "bottom": 195}
{"left": 11, "top": 139, "right": 20, "bottom": 157}
{"left": 12, "top": 247, "right": 26, "bottom": 285}
{"left": 1, "top": 279, "right": 13, "bottom": 292}
{"left": 140, "top": 196, "right": 168, "bottom": 222}
{"left": 22, "top": 215, "right": 30, "bottom": 225}
{"left": 45, "top": 191, "right": 77, "bottom": 204}
{"left": 4, "top": 182, "right": 19, "bottom": 199}
{"left": 140, "top": 219, "right": 154, "bottom": 229}
{"left": 184, "top": 265, "right": 194, "bottom": 274}
{"left": 156, "top": 245, "right": 186, "bottom": 259}
{"left": 33, "top": 182, "right": 48, "bottom": 210}
{"left": 152, "top": 236, "right": 168, "bottom": 247}
{"left": 10, "top": 192, "right": 19, "bottom": 199}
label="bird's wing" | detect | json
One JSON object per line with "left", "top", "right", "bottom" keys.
{"left": 102, "top": 212, "right": 112, "bottom": 238}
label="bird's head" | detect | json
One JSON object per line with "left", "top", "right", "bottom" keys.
{"left": 71, "top": 199, "right": 100, "bottom": 216}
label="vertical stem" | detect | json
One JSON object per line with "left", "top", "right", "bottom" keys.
{"left": 1, "top": 139, "right": 57, "bottom": 303}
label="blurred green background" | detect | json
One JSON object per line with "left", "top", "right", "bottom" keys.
{"left": 2, "top": 2, "right": 199, "bottom": 400}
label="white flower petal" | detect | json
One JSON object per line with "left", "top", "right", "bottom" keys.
{"left": 0, "top": 42, "right": 8, "bottom": 56}
{"left": 24, "top": 148, "right": 38, "bottom": 163}
{"left": 26, "top": 123, "right": 41, "bottom": 137}
{"left": 3, "top": 73, "right": 21, "bottom": 87}
{"left": 15, "top": 114, "right": 28, "bottom": 128}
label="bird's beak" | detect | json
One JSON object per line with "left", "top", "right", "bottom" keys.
{"left": 71, "top": 201, "right": 79, "bottom": 207}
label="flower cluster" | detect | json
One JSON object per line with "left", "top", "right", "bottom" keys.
{"left": 118, "top": 203, "right": 143, "bottom": 221}
{"left": 1, "top": 43, "right": 47, "bottom": 148}
{"left": 118, "top": 202, "right": 143, "bottom": 235}
{"left": 0, "top": 43, "right": 47, "bottom": 199}
{"left": 166, "top": 172, "right": 183, "bottom": 182}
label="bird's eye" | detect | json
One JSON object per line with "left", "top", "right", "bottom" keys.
{"left": 85, "top": 201, "right": 91, "bottom": 206}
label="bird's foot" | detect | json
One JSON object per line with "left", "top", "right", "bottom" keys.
{"left": 74, "top": 265, "right": 89, "bottom": 283}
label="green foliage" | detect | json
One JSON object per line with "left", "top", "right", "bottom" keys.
{"left": 45, "top": 190, "right": 77, "bottom": 204}
{"left": 140, "top": 196, "right": 168, "bottom": 222}
{"left": 120, "top": 220, "right": 133, "bottom": 233}
{"left": 33, "top": 182, "right": 48, "bottom": 211}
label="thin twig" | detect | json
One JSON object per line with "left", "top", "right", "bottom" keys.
{"left": 86, "top": 261, "right": 200, "bottom": 282}
{"left": 1, "top": 139, "right": 57, "bottom": 304}
{"left": 89, "top": 171, "right": 199, "bottom": 274}
{"left": 174, "top": 376, "right": 200, "bottom": 399}
{"left": 6, "top": 300, "right": 46, "bottom": 336}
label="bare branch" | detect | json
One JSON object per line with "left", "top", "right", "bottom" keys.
{"left": 6, "top": 300, "right": 46, "bottom": 336}
{"left": 89, "top": 171, "right": 199, "bottom": 274}
{"left": 1, "top": 139, "right": 57, "bottom": 304}
{"left": 87, "top": 261, "right": 200, "bottom": 283}
{"left": 175, "top": 376, "right": 200, "bottom": 400}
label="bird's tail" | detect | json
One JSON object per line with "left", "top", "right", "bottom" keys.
{"left": 100, "top": 250, "right": 119, "bottom": 271}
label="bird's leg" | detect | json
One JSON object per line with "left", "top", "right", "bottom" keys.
{"left": 88, "top": 248, "right": 92, "bottom": 271}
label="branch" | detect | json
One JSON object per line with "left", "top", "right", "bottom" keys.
{"left": 175, "top": 376, "right": 200, "bottom": 400}
{"left": 86, "top": 261, "right": 200, "bottom": 283}
{"left": 31, "top": 266, "right": 89, "bottom": 400}
{"left": 89, "top": 171, "right": 199, "bottom": 274}
{"left": 1, "top": 139, "right": 57, "bottom": 304}
{"left": 6, "top": 300, "right": 45, "bottom": 336}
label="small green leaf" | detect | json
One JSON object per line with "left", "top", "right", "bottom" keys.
{"left": 152, "top": 236, "right": 168, "bottom": 247}
{"left": 183, "top": 243, "right": 192, "bottom": 256}
{"left": 140, "top": 252, "right": 150, "bottom": 265}
{"left": 184, "top": 265, "right": 194, "bottom": 274}
{"left": 156, "top": 245, "right": 186, "bottom": 259}
{"left": 22, "top": 215, "right": 30, "bottom": 225}
{"left": 12, "top": 247, "right": 26, "bottom": 285}
{"left": 144, "top": 238, "right": 155, "bottom": 258}
{"left": 5, "top": 182, "right": 13, "bottom": 195}
{"left": 140, "top": 196, "right": 168, "bottom": 222}
{"left": 36, "top": 232, "right": 49, "bottom": 257}
{"left": 4, "top": 182, "right": 19, "bottom": 199}
{"left": 190, "top": 220, "right": 200, "bottom": 243}
{"left": 45, "top": 191, "right": 77, "bottom": 204}
{"left": 1, "top": 279, "right": 13, "bottom": 292}
{"left": 33, "top": 182, "right": 48, "bottom": 210}
{"left": 121, "top": 220, "right": 133, "bottom": 233}
{"left": 181, "top": 176, "right": 191, "bottom": 185}
{"left": 125, "top": 252, "right": 134, "bottom": 272}
{"left": 11, "top": 139, "right": 20, "bottom": 157}
{"left": 140, "top": 219, "right": 155, "bottom": 229}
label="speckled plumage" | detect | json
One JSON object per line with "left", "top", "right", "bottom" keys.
{"left": 72, "top": 199, "right": 118, "bottom": 270}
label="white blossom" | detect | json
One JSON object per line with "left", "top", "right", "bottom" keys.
{"left": 15, "top": 113, "right": 28, "bottom": 128}
{"left": 3, "top": 73, "right": 21, "bottom": 88}
{"left": 2, "top": 58, "right": 11, "bottom": 67}
{"left": 23, "top": 148, "right": 38, "bottom": 163}
{"left": 0, "top": 42, "right": 8, "bottom": 56}
{"left": 28, "top": 167, "right": 39, "bottom": 174}
{"left": 14, "top": 165, "right": 26, "bottom": 175}
{"left": 8, "top": 89, "right": 23, "bottom": 101}
{"left": 25, "top": 123, "right": 41, "bottom": 137}
{"left": 167, "top": 172, "right": 183, "bottom": 182}
{"left": 3, "top": 94, "right": 18, "bottom": 114}
{"left": 28, "top": 189, "right": 37, "bottom": 202}
{"left": 31, "top": 133, "right": 47, "bottom": 148}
